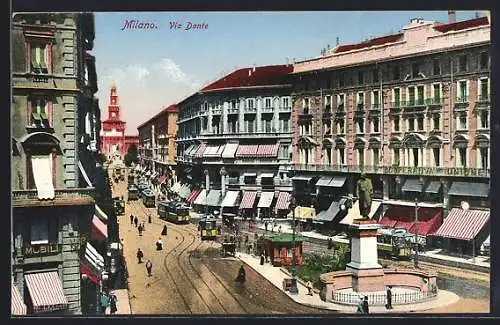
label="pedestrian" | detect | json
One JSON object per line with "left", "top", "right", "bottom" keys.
{"left": 278, "top": 225, "right": 282, "bottom": 233}
{"left": 134, "top": 216, "right": 138, "bottom": 228}
{"left": 161, "top": 224, "right": 168, "bottom": 236}
{"left": 148, "top": 214, "right": 152, "bottom": 224}
{"left": 362, "top": 296, "right": 369, "bottom": 314}
{"left": 235, "top": 265, "right": 246, "bottom": 283}
{"left": 260, "top": 253, "right": 265, "bottom": 265}
{"left": 386, "top": 286, "right": 393, "bottom": 309}
{"left": 109, "top": 293, "right": 118, "bottom": 315}
{"left": 264, "top": 221, "right": 268, "bottom": 232}
{"left": 356, "top": 297, "right": 364, "bottom": 314}
{"left": 130, "top": 214, "right": 134, "bottom": 225}
{"left": 145, "top": 260, "right": 153, "bottom": 276}
{"left": 217, "top": 225, "right": 222, "bottom": 235}
{"left": 136, "top": 248, "right": 144, "bottom": 264}
{"left": 307, "top": 281, "right": 314, "bottom": 296}
{"left": 156, "top": 237, "right": 163, "bottom": 251}
{"left": 141, "top": 221, "right": 146, "bottom": 231}
{"left": 138, "top": 224, "right": 143, "bottom": 236}
{"left": 327, "top": 237, "right": 333, "bottom": 250}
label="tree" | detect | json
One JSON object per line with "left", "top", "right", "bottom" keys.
{"left": 124, "top": 144, "right": 139, "bottom": 167}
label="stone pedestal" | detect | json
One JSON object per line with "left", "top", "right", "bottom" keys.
{"left": 346, "top": 219, "right": 385, "bottom": 292}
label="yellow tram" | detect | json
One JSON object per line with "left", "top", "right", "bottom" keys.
{"left": 199, "top": 217, "right": 217, "bottom": 240}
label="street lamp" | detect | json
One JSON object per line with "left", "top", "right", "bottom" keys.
{"left": 289, "top": 196, "right": 298, "bottom": 294}
{"left": 461, "top": 200, "right": 474, "bottom": 263}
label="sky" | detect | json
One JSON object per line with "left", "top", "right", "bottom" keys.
{"left": 93, "top": 11, "right": 480, "bottom": 134}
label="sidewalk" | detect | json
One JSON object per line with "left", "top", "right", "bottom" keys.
{"left": 237, "top": 252, "right": 459, "bottom": 313}
{"left": 104, "top": 289, "right": 132, "bottom": 315}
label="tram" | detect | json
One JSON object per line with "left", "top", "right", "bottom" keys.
{"left": 157, "top": 201, "right": 190, "bottom": 223}
{"left": 142, "top": 189, "right": 156, "bottom": 208}
{"left": 199, "top": 217, "right": 218, "bottom": 240}
{"left": 377, "top": 228, "right": 412, "bottom": 260}
{"left": 127, "top": 185, "right": 139, "bottom": 201}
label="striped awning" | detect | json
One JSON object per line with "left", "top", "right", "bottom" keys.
{"left": 236, "top": 145, "right": 259, "bottom": 157}
{"left": 275, "top": 191, "right": 291, "bottom": 211}
{"left": 316, "top": 176, "right": 333, "bottom": 187}
{"left": 25, "top": 271, "right": 68, "bottom": 313}
{"left": 81, "top": 243, "right": 105, "bottom": 285}
{"left": 179, "top": 184, "right": 192, "bottom": 199}
{"left": 95, "top": 204, "right": 108, "bottom": 223}
{"left": 184, "top": 144, "right": 195, "bottom": 156}
{"left": 206, "top": 189, "right": 222, "bottom": 206}
{"left": 433, "top": 208, "right": 490, "bottom": 241}
{"left": 11, "top": 281, "right": 27, "bottom": 315}
{"left": 257, "top": 144, "right": 278, "bottom": 157}
{"left": 187, "top": 189, "right": 201, "bottom": 203}
{"left": 193, "top": 189, "right": 207, "bottom": 205}
{"left": 221, "top": 191, "right": 240, "bottom": 207}
{"left": 194, "top": 143, "right": 207, "bottom": 158}
{"left": 91, "top": 215, "right": 108, "bottom": 241}
{"left": 222, "top": 143, "right": 239, "bottom": 158}
{"left": 187, "top": 144, "right": 199, "bottom": 156}
{"left": 203, "top": 145, "right": 222, "bottom": 157}
{"left": 239, "top": 191, "right": 257, "bottom": 209}
{"left": 257, "top": 191, "right": 275, "bottom": 208}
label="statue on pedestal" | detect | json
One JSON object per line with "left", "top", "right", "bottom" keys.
{"left": 357, "top": 173, "right": 373, "bottom": 219}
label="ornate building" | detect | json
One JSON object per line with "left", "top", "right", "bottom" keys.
{"left": 100, "top": 84, "right": 139, "bottom": 158}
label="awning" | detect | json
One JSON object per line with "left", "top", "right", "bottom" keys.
{"left": 171, "top": 182, "right": 181, "bottom": 193}
{"left": 378, "top": 205, "right": 442, "bottom": 236}
{"left": 194, "top": 143, "right": 207, "bottom": 157}
{"left": 292, "top": 175, "right": 313, "bottom": 182}
{"left": 159, "top": 175, "right": 167, "bottom": 184}
{"left": 257, "top": 144, "right": 278, "bottom": 157}
{"left": 31, "top": 155, "right": 55, "bottom": 200}
{"left": 216, "top": 145, "right": 225, "bottom": 156}
{"left": 448, "top": 181, "right": 489, "bottom": 198}
{"left": 316, "top": 176, "right": 333, "bottom": 187}
{"left": 288, "top": 206, "right": 316, "bottom": 220}
{"left": 206, "top": 189, "right": 222, "bottom": 206}
{"left": 193, "top": 189, "right": 207, "bottom": 205}
{"left": 260, "top": 173, "right": 275, "bottom": 178}
{"left": 203, "top": 145, "right": 222, "bottom": 157}
{"left": 186, "top": 144, "right": 199, "bottom": 156}
{"left": 222, "top": 143, "right": 239, "bottom": 158}
{"left": 221, "top": 191, "right": 240, "bottom": 207}
{"left": 179, "top": 184, "right": 192, "bottom": 199}
{"left": 25, "top": 271, "right": 68, "bottom": 313}
{"left": 315, "top": 201, "right": 341, "bottom": 222}
{"left": 239, "top": 191, "right": 257, "bottom": 209}
{"left": 95, "top": 204, "right": 108, "bottom": 223}
{"left": 187, "top": 189, "right": 201, "bottom": 203}
{"left": 78, "top": 161, "right": 93, "bottom": 188}
{"left": 11, "top": 281, "right": 27, "bottom": 315}
{"left": 243, "top": 172, "right": 257, "bottom": 177}
{"left": 275, "top": 192, "right": 291, "bottom": 211}
{"left": 340, "top": 200, "right": 382, "bottom": 226}
{"left": 432, "top": 208, "right": 489, "bottom": 241}
{"left": 401, "top": 178, "right": 424, "bottom": 192}
{"left": 236, "top": 145, "right": 259, "bottom": 157}
{"left": 91, "top": 215, "right": 108, "bottom": 241}
{"left": 328, "top": 176, "right": 347, "bottom": 187}
{"left": 270, "top": 234, "right": 307, "bottom": 243}
{"left": 81, "top": 242, "right": 105, "bottom": 285}
{"left": 257, "top": 191, "right": 275, "bottom": 208}
{"left": 184, "top": 144, "right": 195, "bottom": 156}
{"left": 425, "top": 181, "right": 442, "bottom": 194}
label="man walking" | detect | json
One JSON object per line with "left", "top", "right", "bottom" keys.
{"left": 386, "top": 286, "right": 393, "bottom": 309}
{"left": 136, "top": 248, "right": 144, "bottom": 264}
{"left": 130, "top": 214, "right": 134, "bottom": 225}
{"left": 264, "top": 221, "right": 268, "bottom": 232}
{"left": 362, "top": 296, "right": 369, "bottom": 314}
{"left": 109, "top": 293, "right": 118, "bottom": 315}
{"left": 134, "top": 216, "right": 138, "bottom": 228}
{"left": 145, "top": 260, "right": 153, "bottom": 277}
{"left": 138, "top": 224, "right": 143, "bottom": 236}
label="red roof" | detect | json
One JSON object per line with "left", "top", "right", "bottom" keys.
{"left": 201, "top": 64, "right": 293, "bottom": 92}
{"left": 334, "top": 33, "right": 403, "bottom": 54}
{"left": 137, "top": 104, "right": 178, "bottom": 129}
{"left": 378, "top": 205, "right": 442, "bottom": 236}
{"left": 433, "top": 16, "right": 489, "bottom": 33}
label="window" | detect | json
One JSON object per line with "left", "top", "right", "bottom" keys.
{"left": 326, "top": 77, "right": 331, "bottom": 89}
{"left": 202, "top": 117, "right": 208, "bottom": 130}
{"left": 303, "top": 98, "right": 310, "bottom": 110}
{"left": 417, "top": 115, "right": 424, "bottom": 131}
{"left": 393, "top": 116, "right": 400, "bottom": 132}
{"left": 373, "top": 68, "right": 379, "bottom": 83}
{"left": 372, "top": 90, "right": 380, "bottom": 108}
{"left": 279, "top": 145, "right": 290, "bottom": 159}
{"left": 459, "top": 55, "right": 468, "bottom": 72}
{"left": 325, "top": 95, "right": 332, "bottom": 110}
{"left": 458, "top": 148, "right": 467, "bottom": 167}
{"left": 324, "top": 121, "right": 331, "bottom": 135}
{"left": 244, "top": 175, "right": 257, "bottom": 185}
{"left": 372, "top": 117, "right": 380, "bottom": 133}
{"left": 412, "top": 148, "right": 419, "bottom": 167}
{"left": 247, "top": 99, "right": 255, "bottom": 109}
{"left": 392, "top": 148, "right": 400, "bottom": 166}
{"left": 433, "top": 84, "right": 441, "bottom": 102}
{"left": 411, "top": 62, "right": 420, "bottom": 78}
{"left": 480, "top": 52, "right": 489, "bottom": 70}
{"left": 356, "top": 119, "right": 364, "bottom": 134}
{"left": 26, "top": 153, "right": 56, "bottom": 193}
{"left": 265, "top": 98, "right": 272, "bottom": 108}
{"left": 393, "top": 88, "right": 401, "bottom": 106}
{"left": 458, "top": 112, "right": 467, "bottom": 130}
{"left": 358, "top": 71, "right": 364, "bottom": 85}
{"left": 432, "top": 115, "right": 440, "bottom": 130}
{"left": 479, "top": 111, "right": 489, "bottom": 129}
{"left": 282, "top": 97, "right": 290, "bottom": 108}
{"left": 393, "top": 66, "right": 400, "bottom": 80}
{"left": 357, "top": 92, "right": 364, "bottom": 109}
{"left": 338, "top": 148, "right": 345, "bottom": 165}
{"left": 408, "top": 117, "right": 415, "bottom": 131}
{"left": 433, "top": 59, "right": 441, "bottom": 75}
{"left": 280, "top": 116, "right": 290, "bottom": 132}
{"left": 325, "top": 149, "right": 333, "bottom": 165}
{"left": 30, "top": 217, "right": 50, "bottom": 245}
{"left": 28, "top": 97, "right": 52, "bottom": 128}
{"left": 479, "top": 148, "right": 489, "bottom": 169}
{"left": 263, "top": 118, "right": 272, "bottom": 133}
{"left": 458, "top": 81, "right": 467, "bottom": 101}
{"left": 337, "top": 94, "right": 345, "bottom": 110}
{"left": 29, "top": 42, "right": 51, "bottom": 74}
{"left": 357, "top": 148, "right": 364, "bottom": 166}
{"left": 417, "top": 86, "right": 424, "bottom": 105}
{"left": 337, "top": 119, "right": 345, "bottom": 134}
{"left": 244, "top": 115, "right": 255, "bottom": 133}
{"left": 228, "top": 118, "right": 237, "bottom": 133}
{"left": 479, "top": 78, "right": 489, "bottom": 101}
{"left": 408, "top": 87, "right": 415, "bottom": 105}
{"left": 231, "top": 100, "right": 237, "bottom": 109}
{"left": 432, "top": 148, "right": 441, "bottom": 167}
{"left": 372, "top": 148, "right": 380, "bottom": 165}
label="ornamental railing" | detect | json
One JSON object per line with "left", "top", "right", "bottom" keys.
{"left": 332, "top": 289, "right": 437, "bottom": 306}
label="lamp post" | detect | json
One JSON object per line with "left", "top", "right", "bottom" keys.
{"left": 289, "top": 196, "right": 298, "bottom": 294}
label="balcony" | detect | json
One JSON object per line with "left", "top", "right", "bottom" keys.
{"left": 198, "top": 130, "right": 291, "bottom": 140}
{"left": 298, "top": 107, "right": 313, "bottom": 123}
{"left": 262, "top": 106, "right": 274, "bottom": 113}
{"left": 212, "top": 108, "right": 222, "bottom": 115}
{"left": 279, "top": 106, "right": 292, "bottom": 113}
{"left": 402, "top": 99, "right": 426, "bottom": 111}
{"left": 293, "top": 164, "right": 490, "bottom": 178}
{"left": 244, "top": 106, "right": 257, "bottom": 113}
{"left": 12, "top": 188, "right": 95, "bottom": 207}
{"left": 475, "top": 95, "right": 490, "bottom": 110}
{"left": 455, "top": 96, "right": 469, "bottom": 110}
{"left": 426, "top": 98, "right": 443, "bottom": 112}
{"left": 390, "top": 101, "right": 402, "bottom": 112}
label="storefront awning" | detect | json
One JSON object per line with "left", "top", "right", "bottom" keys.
{"left": 95, "top": 204, "right": 108, "bottom": 223}
{"left": 203, "top": 145, "right": 222, "bottom": 157}
{"left": 401, "top": 178, "right": 424, "bottom": 192}
{"left": 270, "top": 234, "right": 307, "bottom": 243}
{"left": 187, "top": 189, "right": 201, "bottom": 203}
{"left": 425, "top": 181, "right": 442, "bottom": 194}
{"left": 257, "top": 144, "right": 278, "bottom": 157}
{"left": 292, "top": 175, "right": 313, "bottom": 182}
{"left": 448, "top": 181, "right": 489, "bottom": 198}
{"left": 25, "top": 271, "right": 68, "bottom": 313}
{"left": 260, "top": 173, "right": 275, "bottom": 178}
{"left": 31, "top": 155, "right": 55, "bottom": 200}
{"left": 179, "top": 184, "right": 192, "bottom": 199}
{"left": 221, "top": 191, "right": 240, "bottom": 207}
{"left": 11, "top": 281, "right": 27, "bottom": 315}
{"left": 184, "top": 144, "right": 195, "bottom": 156}
{"left": 378, "top": 205, "right": 442, "bottom": 236}
{"left": 275, "top": 192, "right": 291, "bottom": 211}
{"left": 194, "top": 143, "right": 207, "bottom": 158}
{"left": 81, "top": 243, "right": 105, "bottom": 285}
{"left": 91, "top": 215, "right": 108, "bottom": 241}
{"left": 236, "top": 145, "right": 259, "bottom": 158}
{"left": 206, "top": 189, "right": 222, "bottom": 206}
{"left": 432, "top": 208, "right": 489, "bottom": 241}
{"left": 329, "top": 176, "right": 347, "bottom": 187}
{"left": 240, "top": 191, "right": 257, "bottom": 209}
{"left": 340, "top": 200, "right": 382, "bottom": 226}
{"left": 315, "top": 176, "right": 333, "bottom": 187}
{"left": 193, "top": 189, "right": 207, "bottom": 205}
{"left": 257, "top": 191, "right": 275, "bottom": 208}
{"left": 221, "top": 143, "right": 239, "bottom": 158}
{"left": 315, "top": 201, "right": 341, "bottom": 222}
{"left": 171, "top": 182, "right": 181, "bottom": 193}
{"left": 288, "top": 206, "right": 316, "bottom": 220}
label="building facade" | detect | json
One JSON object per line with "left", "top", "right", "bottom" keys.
{"left": 290, "top": 15, "right": 490, "bottom": 243}
{"left": 100, "top": 84, "right": 139, "bottom": 159}
{"left": 137, "top": 104, "right": 178, "bottom": 188}
{"left": 175, "top": 65, "right": 294, "bottom": 217}
{"left": 11, "top": 13, "right": 109, "bottom": 315}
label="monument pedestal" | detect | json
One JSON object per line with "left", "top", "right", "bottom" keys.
{"left": 346, "top": 219, "right": 385, "bottom": 292}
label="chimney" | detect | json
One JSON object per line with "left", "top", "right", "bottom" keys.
{"left": 448, "top": 11, "right": 456, "bottom": 23}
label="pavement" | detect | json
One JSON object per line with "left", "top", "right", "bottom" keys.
{"left": 236, "top": 251, "right": 460, "bottom": 313}
{"left": 104, "top": 289, "right": 132, "bottom": 315}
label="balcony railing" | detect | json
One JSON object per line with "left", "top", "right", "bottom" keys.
{"left": 279, "top": 106, "right": 292, "bottom": 113}
{"left": 477, "top": 95, "right": 490, "bottom": 104}
{"left": 370, "top": 102, "right": 381, "bottom": 110}
{"left": 390, "top": 101, "right": 402, "bottom": 110}
{"left": 262, "top": 106, "right": 274, "bottom": 113}
{"left": 12, "top": 188, "right": 96, "bottom": 207}
{"left": 228, "top": 107, "right": 239, "bottom": 114}
{"left": 293, "top": 164, "right": 490, "bottom": 178}
{"left": 426, "top": 98, "right": 443, "bottom": 106}
{"left": 456, "top": 96, "right": 469, "bottom": 104}
{"left": 402, "top": 99, "right": 426, "bottom": 108}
